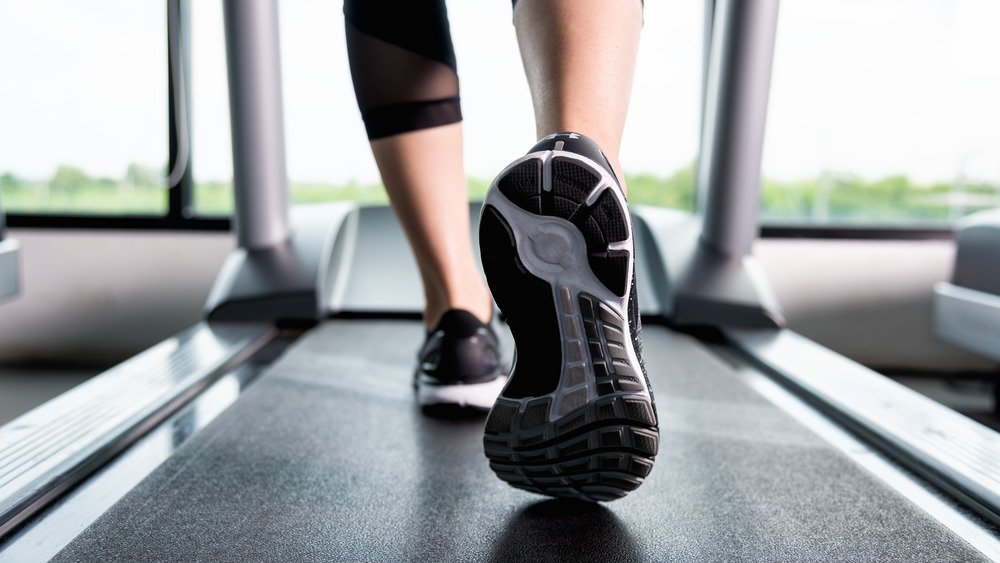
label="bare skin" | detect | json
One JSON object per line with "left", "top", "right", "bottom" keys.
{"left": 514, "top": 0, "right": 643, "bottom": 189}
{"left": 374, "top": 0, "right": 643, "bottom": 329}
{"left": 370, "top": 123, "right": 493, "bottom": 330}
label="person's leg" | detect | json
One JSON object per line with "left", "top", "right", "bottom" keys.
{"left": 513, "top": 0, "right": 643, "bottom": 189}
{"left": 344, "top": 0, "right": 491, "bottom": 330}
{"left": 344, "top": 0, "right": 505, "bottom": 415}
{"left": 369, "top": 126, "right": 492, "bottom": 329}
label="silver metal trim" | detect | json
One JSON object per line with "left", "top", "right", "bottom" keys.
{"left": 0, "top": 322, "right": 273, "bottom": 539}
{"left": 934, "top": 282, "right": 1000, "bottom": 362}
{"left": 727, "top": 328, "right": 1000, "bottom": 526}
{"left": 0, "top": 361, "right": 265, "bottom": 562}
{"left": 721, "top": 348, "right": 1000, "bottom": 561}
{"left": 223, "top": 0, "right": 291, "bottom": 249}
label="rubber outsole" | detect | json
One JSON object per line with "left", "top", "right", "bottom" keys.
{"left": 479, "top": 149, "right": 658, "bottom": 502}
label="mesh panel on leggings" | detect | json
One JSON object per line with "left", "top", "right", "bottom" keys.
{"left": 344, "top": 0, "right": 462, "bottom": 140}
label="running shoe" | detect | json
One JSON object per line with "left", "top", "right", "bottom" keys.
{"left": 479, "top": 132, "right": 659, "bottom": 501}
{"left": 415, "top": 309, "right": 507, "bottom": 416}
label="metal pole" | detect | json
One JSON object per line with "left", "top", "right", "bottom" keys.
{"left": 223, "top": 0, "right": 291, "bottom": 249}
{"left": 696, "top": 0, "right": 780, "bottom": 257}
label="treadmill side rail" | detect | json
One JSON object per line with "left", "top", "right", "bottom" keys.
{"left": 0, "top": 322, "right": 274, "bottom": 539}
{"left": 729, "top": 327, "right": 1000, "bottom": 526}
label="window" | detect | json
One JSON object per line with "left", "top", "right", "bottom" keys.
{"left": 0, "top": 1, "right": 168, "bottom": 215}
{"left": 188, "top": 0, "right": 233, "bottom": 216}
{"left": 24, "top": 2, "right": 990, "bottom": 232}
{"left": 761, "top": 0, "right": 1000, "bottom": 227}
{"left": 188, "top": 0, "right": 400, "bottom": 216}
{"left": 1, "top": 1, "right": 705, "bottom": 223}
{"left": 188, "top": 0, "right": 703, "bottom": 216}
{"left": 621, "top": 1, "right": 704, "bottom": 211}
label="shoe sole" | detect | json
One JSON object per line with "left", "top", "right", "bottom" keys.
{"left": 416, "top": 375, "right": 508, "bottom": 412}
{"left": 479, "top": 149, "right": 659, "bottom": 502}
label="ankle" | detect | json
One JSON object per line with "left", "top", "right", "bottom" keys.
{"left": 424, "top": 290, "right": 494, "bottom": 330}
{"left": 536, "top": 129, "right": 627, "bottom": 193}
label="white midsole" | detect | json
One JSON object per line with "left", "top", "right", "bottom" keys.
{"left": 417, "top": 376, "right": 508, "bottom": 409}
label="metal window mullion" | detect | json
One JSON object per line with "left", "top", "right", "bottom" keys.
{"left": 167, "top": 0, "right": 193, "bottom": 220}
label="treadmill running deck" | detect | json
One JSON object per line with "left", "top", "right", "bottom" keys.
{"left": 55, "top": 321, "right": 985, "bottom": 561}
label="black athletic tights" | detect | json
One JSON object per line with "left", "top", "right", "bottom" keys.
{"left": 344, "top": 0, "right": 463, "bottom": 140}
{"left": 344, "top": 1, "right": 637, "bottom": 141}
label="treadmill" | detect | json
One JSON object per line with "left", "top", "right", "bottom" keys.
{"left": 1, "top": 0, "right": 998, "bottom": 560}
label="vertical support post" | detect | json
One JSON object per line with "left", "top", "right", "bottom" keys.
{"left": 223, "top": 0, "right": 291, "bottom": 249}
{"left": 696, "top": 0, "right": 780, "bottom": 257}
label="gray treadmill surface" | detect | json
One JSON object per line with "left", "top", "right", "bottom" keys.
{"left": 56, "top": 321, "right": 983, "bottom": 561}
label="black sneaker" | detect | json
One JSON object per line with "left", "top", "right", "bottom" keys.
{"left": 415, "top": 309, "right": 507, "bottom": 416}
{"left": 478, "top": 132, "right": 659, "bottom": 501}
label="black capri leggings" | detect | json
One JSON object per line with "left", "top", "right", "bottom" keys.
{"left": 343, "top": 0, "right": 462, "bottom": 140}
{"left": 343, "top": 1, "right": 638, "bottom": 141}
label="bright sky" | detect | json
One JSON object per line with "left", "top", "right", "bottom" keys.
{"left": 1, "top": 0, "right": 998, "bottom": 185}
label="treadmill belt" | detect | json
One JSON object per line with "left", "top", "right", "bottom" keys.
{"left": 56, "top": 321, "right": 984, "bottom": 561}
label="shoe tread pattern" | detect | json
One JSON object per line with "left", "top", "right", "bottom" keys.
{"left": 484, "top": 391, "right": 658, "bottom": 501}
{"left": 481, "top": 153, "right": 658, "bottom": 502}
{"left": 498, "top": 156, "right": 630, "bottom": 297}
